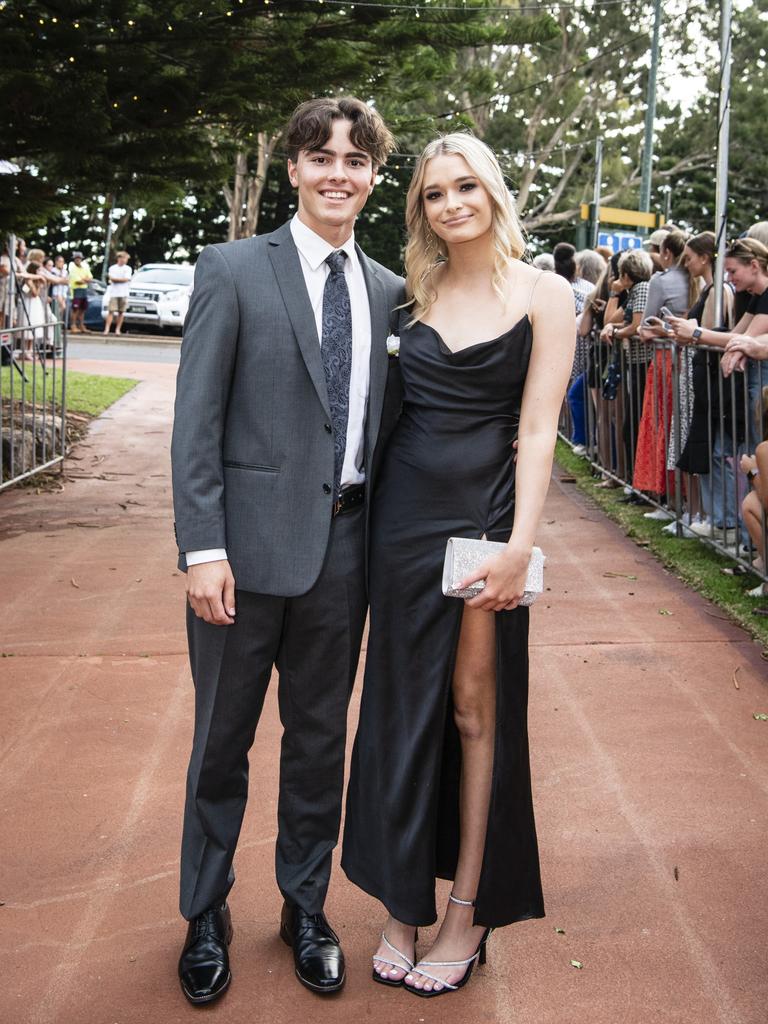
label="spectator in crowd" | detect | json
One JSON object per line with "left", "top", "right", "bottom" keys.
{"left": 662, "top": 232, "right": 735, "bottom": 534}
{"left": 632, "top": 231, "right": 696, "bottom": 506}
{"left": 643, "top": 228, "right": 670, "bottom": 272}
{"left": 594, "top": 244, "right": 614, "bottom": 264}
{"left": 567, "top": 248, "right": 607, "bottom": 454}
{"left": 671, "top": 237, "right": 768, "bottom": 543}
{"left": 68, "top": 251, "right": 93, "bottom": 333}
{"left": 532, "top": 252, "right": 554, "bottom": 272}
{"left": 103, "top": 250, "right": 132, "bottom": 335}
{"left": 18, "top": 261, "right": 47, "bottom": 360}
{"left": 740, "top": 437, "right": 768, "bottom": 596}
{"left": 747, "top": 221, "right": 768, "bottom": 248}
{"left": 576, "top": 249, "right": 606, "bottom": 288}
{"left": 49, "top": 254, "right": 69, "bottom": 320}
{"left": 555, "top": 242, "right": 598, "bottom": 453}
{"left": 600, "top": 248, "right": 654, "bottom": 489}
{"left": 0, "top": 244, "right": 10, "bottom": 327}
{"left": 580, "top": 252, "right": 625, "bottom": 480}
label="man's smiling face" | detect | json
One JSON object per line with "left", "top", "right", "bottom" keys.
{"left": 288, "top": 118, "right": 377, "bottom": 242}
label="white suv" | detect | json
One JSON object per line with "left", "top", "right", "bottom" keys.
{"left": 110, "top": 263, "right": 194, "bottom": 332}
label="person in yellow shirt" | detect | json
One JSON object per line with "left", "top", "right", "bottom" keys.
{"left": 68, "top": 252, "right": 93, "bottom": 333}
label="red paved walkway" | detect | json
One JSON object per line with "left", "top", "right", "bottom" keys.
{"left": 1, "top": 358, "right": 766, "bottom": 1024}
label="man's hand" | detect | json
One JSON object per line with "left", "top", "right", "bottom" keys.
{"left": 186, "top": 560, "right": 236, "bottom": 625}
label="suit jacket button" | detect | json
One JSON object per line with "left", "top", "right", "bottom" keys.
{"left": 322, "top": 483, "right": 332, "bottom": 494}
{"left": 324, "top": 423, "right": 332, "bottom": 433}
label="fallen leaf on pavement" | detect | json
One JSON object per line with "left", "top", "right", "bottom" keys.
{"left": 603, "top": 571, "right": 638, "bottom": 580}
{"left": 570, "top": 959, "right": 583, "bottom": 969}
{"left": 733, "top": 667, "right": 741, "bottom": 690}
{"left": 658, "top": 608, "right": 672, "bottom": 616}
{"left": 753, "top": 713, "right": 768, "bottom": 721}
{"left": 554, "top": 927, "right": 565, "bottom": 935}
{"left": 70, "top": 579, "right": 80, "bottom": 589}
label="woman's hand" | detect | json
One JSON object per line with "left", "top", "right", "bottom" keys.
{"left": 591, "top": 297, "right": 606, "bottom": 313}
{"left": 599, "top": 324, "right": 614, "bottom": 343}
{"left": 460, "top": 543, "right": 532, "bottom": 612}
{"left": 740, "top": 453, "right": 757, "bottom": 475}
{"left": 668, "top": 316, "right": 696, "bottom": 341}
{"left": 637, "top": 324, "right": 663, "bottom": 343}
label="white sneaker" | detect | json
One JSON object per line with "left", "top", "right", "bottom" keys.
{"left": 643, "top": 508, "right": 673, "bottom": 521}
{"left": 747, "top": 583, "right": 767, "bottom": 598}
{"left": 662, "top": 520, "right": 696, "bottom": 538}
{"left": 689, "top": 520, "right": 737, "bottom": 541}
{"left": 572, "top": 444, "right": 587, "bottom": 456}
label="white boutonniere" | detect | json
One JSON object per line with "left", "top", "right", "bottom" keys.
{"left": 386, "top": 334, "right": 400, "bottom": 357}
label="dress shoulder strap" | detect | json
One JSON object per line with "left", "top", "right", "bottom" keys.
{"left": 526, "top": 269, "right": 545, "bottom": 316}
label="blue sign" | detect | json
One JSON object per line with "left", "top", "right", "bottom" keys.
{"left": 597, "top": 231, "right": 644, "bottom": 253}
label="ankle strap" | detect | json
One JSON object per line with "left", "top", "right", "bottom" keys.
{"left": 449, "top": 892, "right": 476, "bottom": 907}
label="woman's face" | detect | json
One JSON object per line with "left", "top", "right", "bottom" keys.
{"left": 421, "top": 153, "right": 493, "bottom": 248}
{"left": 683, "top": 246, "right": 708, "bottom": 278}
{"left": 725, "top": 256, "right": 760, "bottom": 293}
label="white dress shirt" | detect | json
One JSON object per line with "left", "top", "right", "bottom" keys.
{"left": 186, "top": 214, "right": 372, "bottom": 568}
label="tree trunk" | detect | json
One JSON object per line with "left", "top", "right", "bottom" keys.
{"left": 243, "top": 132, "right": 279, "bottom": 237}
{"left": 228, "top": 150, "right": 248, "bottom": 241}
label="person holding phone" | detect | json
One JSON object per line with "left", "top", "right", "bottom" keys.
{"left": 632, "top": 232, "right": 695, "bottom": 504}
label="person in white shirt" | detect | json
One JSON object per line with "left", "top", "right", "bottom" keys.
{"left": 103, "top": 250, "right": 132, "bottom": 335}
{"left": 170, "top": 96, "right": 403, "bottom": 1004}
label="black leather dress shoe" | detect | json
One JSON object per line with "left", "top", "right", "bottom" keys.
{"left": 280, "top": 901, "right": 345, "bottom": 994}
{"left": 178, "top": 902, "right": 233, "bottom": 1005}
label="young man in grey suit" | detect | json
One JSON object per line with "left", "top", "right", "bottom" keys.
{"left": 171, "top": 97, "right": 403, "bottom": 1004}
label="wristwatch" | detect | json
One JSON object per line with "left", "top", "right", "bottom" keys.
{"left": 692, "top": 327, "right": 703, "bottom": 341}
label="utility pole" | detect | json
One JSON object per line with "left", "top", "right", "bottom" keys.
{"left": 639, "top": 0, "right": 662, "bottom": 223}
{"left": 591, "top": 137, "right": 603, "bottom": 248}
{"left": 713, "top": 0, "right": 732, "bottom": 326}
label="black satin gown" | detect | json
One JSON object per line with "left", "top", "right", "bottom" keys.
{"left": 342, "top": 312, "right": 545, "bottom": 929}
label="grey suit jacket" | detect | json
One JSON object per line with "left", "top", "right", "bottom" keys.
{"left": 171, "top": 221, "right": 404, "bottom": 597}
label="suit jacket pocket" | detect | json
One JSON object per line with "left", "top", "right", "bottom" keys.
{"left": 222, "top": 460, "right": 279, "bottom": 473}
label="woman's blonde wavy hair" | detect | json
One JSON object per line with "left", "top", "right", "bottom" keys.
{"left": 404, "top": 132, "right": 526, "bottom": 323}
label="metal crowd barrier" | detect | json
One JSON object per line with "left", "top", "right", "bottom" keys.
{"left": 561, "top": 333, "right": 768, "bottom": 585}
{"left": 1, "top": 319, "right": 68, "bottom": 491}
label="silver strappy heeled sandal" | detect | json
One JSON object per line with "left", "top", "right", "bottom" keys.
{"left": 372, "top": 930, "right": 417, "bottom": 988}
{"left": 405, "top": 892, "right": 492, "bottom": 999}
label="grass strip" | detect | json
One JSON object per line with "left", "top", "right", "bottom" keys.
{"left": 1, "top": 367, "right": 137, "bottom": 417}
{"left": 555, "top": 439, "right": 768, "bottom": 648}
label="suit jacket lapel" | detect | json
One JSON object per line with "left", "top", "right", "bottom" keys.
{"left": 267, "top": 223, "right": 331, "bottom": 418}
{"left": 359, "top": 247, "right": 391, "bottom": 469}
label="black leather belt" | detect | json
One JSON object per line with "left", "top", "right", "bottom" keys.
{"left": 332, "top": 484, "right": 365, "bottom": 517}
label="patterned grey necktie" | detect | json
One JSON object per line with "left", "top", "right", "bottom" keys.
{"left": 321, "top": 250, "right": 352, "bottom": 499}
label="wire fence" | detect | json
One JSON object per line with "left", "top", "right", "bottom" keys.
{"left": 1, "top": 240, "right": 68, "bottom": 491}
{"left": 559, "top": 334, "right": 768, "bottom": 584}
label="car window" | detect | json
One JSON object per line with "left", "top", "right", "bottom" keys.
{"left": 133, "top": 267, "right": 193, "bottom": 286}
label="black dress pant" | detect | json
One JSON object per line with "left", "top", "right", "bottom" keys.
{"left": 179, "top": 506, "right": 366, "bottom": 921}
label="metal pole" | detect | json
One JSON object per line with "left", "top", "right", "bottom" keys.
{"left": 591, "top": 136, "right": 603, "bottom": 248}
{"left": 713, "top": 0, "right": 732, "bottom": 327}
{"left": 639, "top": 0, "right": 662, "bottom": 219}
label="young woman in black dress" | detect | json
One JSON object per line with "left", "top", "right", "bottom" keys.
{"left": 342, "top": 133, "right": 574, "bottom": 997}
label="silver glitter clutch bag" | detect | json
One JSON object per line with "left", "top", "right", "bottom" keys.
{"left": 441, "top": 538, "right": 545, "bottom": 606}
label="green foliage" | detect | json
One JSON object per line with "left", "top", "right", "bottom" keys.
{"left": 659, "top": 0, "right": 768, "bottom": 232}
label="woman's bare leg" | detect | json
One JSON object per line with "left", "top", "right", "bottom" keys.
{"left": 405, "top": 603, "right": 495, "bottom": 993}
